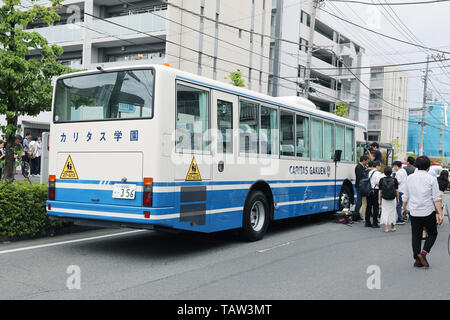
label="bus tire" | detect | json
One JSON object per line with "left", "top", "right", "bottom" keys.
{"left": 338, "top": 185, "right": 352, "bottom": 211}
{"left": 241, "top": 191, "right": 270, "bottom": 242}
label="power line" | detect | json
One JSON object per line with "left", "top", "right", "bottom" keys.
{"left": 320, "top": 6, "right": 450, "bottom": 55}
{"left": 327, "top": 0, "right": 450, "bottom": 5}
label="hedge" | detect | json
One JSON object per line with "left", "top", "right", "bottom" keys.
{"left": 0, "top": 181, "right": 68, "bottom": 238}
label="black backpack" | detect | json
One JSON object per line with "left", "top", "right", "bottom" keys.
{"left": 359, "top": 170, "right": 376, "bottom": 197}
{"left": 381, "top": 177, "right": 396, "bottom": 200}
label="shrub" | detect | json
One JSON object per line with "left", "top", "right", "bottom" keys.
{"left": 0, "top": 182, "right": 67, "bottom": 238}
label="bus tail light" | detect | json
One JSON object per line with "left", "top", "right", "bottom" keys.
{"left": 48, "top": 175, "right": 56, "bottom": 200}
{"left": 143, "top": 178, "right": 153, "bottom": 207}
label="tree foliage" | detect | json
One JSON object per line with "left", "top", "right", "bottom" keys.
{"left": 225, "top": 70, "right": 245, "bottom": 87}
{"left": 0, "top": 0, "right": 72, "bottom": 180}
{"left": 333, "top": 102, "right": 349, "bottom": 118}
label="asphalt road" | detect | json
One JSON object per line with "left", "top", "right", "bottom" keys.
{"left": 0, "top": 192, "right": 449, "bottom": 300}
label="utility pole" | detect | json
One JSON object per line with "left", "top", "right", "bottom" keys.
{"left": 304, "top": 0, "right": 323, "bottom": 97}
{"left": 419, "top": 55, "right": 430, "bottom": 156}
{"left": 439, "top": 103, "right": 446, "bottom": 157}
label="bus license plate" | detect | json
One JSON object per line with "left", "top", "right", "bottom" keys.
{"left": 112, "top": 184, "right": 136, "bottom": 200}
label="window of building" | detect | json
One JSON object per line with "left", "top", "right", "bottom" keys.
{"left": 217, "top": 100, "right": 233, "bottom": 153}
{"left": 239, "top": 100, "right": 259, "bottom": 154}
{"left": 260, "top": 106, "right": 278, "bottom": 155}
{"left": 300, "top": 10, "right": 311, "bottom": 27}
{"left": 298, "top": 65, "right": 306, "bottom": 78}
{"left": 280, "top": 111, "right": 295, "bottom": 156}
{"left": 311, "top": 118, "right": 323, "bottom": 159}
{"left": 296, "top": 114, "right": 309, "bottom": 158}
{"left": 176, "top": 84, "right": 210, "bottom": 152}
{"left": 300, "top": 37, "right": 309, "bottom": 52}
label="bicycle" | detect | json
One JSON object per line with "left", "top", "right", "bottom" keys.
{"left": 20, "top": 156, "right": 31, "bottom": 183}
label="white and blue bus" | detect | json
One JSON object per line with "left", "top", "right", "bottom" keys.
{"left": 47, "top": 64, "right": 366, "bottom": 241}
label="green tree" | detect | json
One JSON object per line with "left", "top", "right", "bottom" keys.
{"left": 333, "top": 102, "right": 349, "bottom": 118}
{"left": 0, "top": 0, "right": 71, "bottom": 181}
{"left": 225, "top": 70, "right": 245, "bottom": 87}
{"left": 390, "top": 138, "right": 401, "bottom": 160}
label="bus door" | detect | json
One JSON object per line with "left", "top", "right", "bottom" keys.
{"left": 174, "top": 82, "right": 213, "bottom": 226}
{"left": 174, "top": 82, "right": 212, "bottom": 182}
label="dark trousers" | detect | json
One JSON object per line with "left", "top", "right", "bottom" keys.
{"left": 410, "top": 212, "right": 438, "bottom": 259}
{"left": 365, "top": 191, "right": 379, "bottom": 226}
{"left": 355, "top": 187, "right": 362, "bottom": 214}
{"left": 32, "top": 156, "right": 41, "bottom": 175}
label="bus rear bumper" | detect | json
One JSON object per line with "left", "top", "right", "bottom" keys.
{"left": 46, "top": 200, "right": 177, "bottom": 228}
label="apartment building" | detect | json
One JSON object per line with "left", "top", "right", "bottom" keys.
{"left": 368, "top": 65, "right": 410, "bottom": 157}
{"left": 268, "top": 0, "right": 370, "bottom": 125}
{"left": 12, "top": 0, "right": 271, "bottom": 133}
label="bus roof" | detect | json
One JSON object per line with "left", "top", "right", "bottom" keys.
{"left": 56, "top": 64, "right": 367, "bottom": 130}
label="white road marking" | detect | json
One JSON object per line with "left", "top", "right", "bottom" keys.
{"left": 257, "top": 240, "right": 296, "bottom": 253}
{"left": 0, "top": 230, "right": 148, "bottom": 255}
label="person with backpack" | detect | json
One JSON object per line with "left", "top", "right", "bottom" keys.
{"left": 393, "top": 161, "right": 407, "bottom": 224}
{"left": 378, "top": 166, "right": 399, "bottom": 233}
{"left": 365, "top": 161, "right": 383, "bottom": 228}
{"left": 401, "top": 156, "right": 443, "bottom": 268}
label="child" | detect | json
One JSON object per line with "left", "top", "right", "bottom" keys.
{"left": 378, "top": 166, "right": 399, "bottom": 232}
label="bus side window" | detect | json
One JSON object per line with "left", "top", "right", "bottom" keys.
{"left": 296, "top": 114, "right": 309, "bottom": 158}
{"left": 311, "top": 119, "right": 323, "bottom": 159}
{"left": 345, "top": 127, "right": 354, "bottom": 161}
{"left": 336, "top": 125, "right": 345, "bottom": 158}
{"left": 324, "top": 122, "right": 335, "bottom": 160}
{"left": 176, "top": 84, "right": 210, "bottom": 152}
{"left": 239, "top": 100, "right": 259, "bottom": 154}
{"left": 260, "top": 106, "right": 278, "bottom": 155}
{"left": 280, "top": 111, "right": 295, "bottom": 157}
{"left": 217, "top": 100, "right": 233, "bottom": 153}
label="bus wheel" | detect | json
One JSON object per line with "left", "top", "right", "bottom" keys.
{"left": 338, "top": 185, "right": 352, "bottom": 211}
{"left": 241, "top": 191, "right": 270, "bottom": 242}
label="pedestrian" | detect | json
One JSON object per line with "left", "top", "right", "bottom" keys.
{"left": 401, "top": 156, "right": 443, "bottom": 268}
{"left": 393, "top": 161, "right": 407, "bottom": 224}
{"left": 368, "top": 142, "right": 382, "bottom": 162}
{"left": 22, "top": 132, "right": 32, "bottom": 166}
{"left": 379, "top": 166, "right": 399, "bottom": 233}
{"left": 0, "top": 139, "right": 5, "bottom": 179}
{"left": 404, "top": 156, "right": 416, "bottom": 176}
{"left": 355, "top": 155, "right": 369, "bottom": 219}
{"left": 437, "top": 170, "right": 449, "bottom": 196}
{"left": 29, "top": 138, "right": 37, "bottom": 176}
{"left": 35, "top": 136, "right": 42, "bottom": 176}
{"left": 365, "top": 160, "right": 383, "bottom": 228}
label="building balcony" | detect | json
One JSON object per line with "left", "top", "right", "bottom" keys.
{"left": 91, "top": 10, "right": 166, "bottom": 40}
{"left": 367, "top": 121, "right": 382, "bottom": 130}
{"left": 25, "top": 22, "right": 84, "bottom": 45}
{"left": 370, "top": 78, "right": 384, "bottom": 89}
{"left": 369, "top": 99, "right": 383, "bottom": 110}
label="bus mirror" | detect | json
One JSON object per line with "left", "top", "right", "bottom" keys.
{"left": 334, "top": 150, "right": 342, "bottom": 162}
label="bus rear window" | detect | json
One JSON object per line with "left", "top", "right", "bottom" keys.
{"left": 54, "top": 69, "right": 154, "bottom": 122}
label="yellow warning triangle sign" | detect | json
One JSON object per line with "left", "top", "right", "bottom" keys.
{"left": 185, "top": 156, "right": 202, "bottom": 181}
{"left": 60, "top": 155, "right": 79, "bottom": 180}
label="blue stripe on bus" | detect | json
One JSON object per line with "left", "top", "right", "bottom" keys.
{"left": 54, "top": 184, "right": 343, "bottom": 211}
{"left": 55, "top": 178, "right": 354, "bottom": 187}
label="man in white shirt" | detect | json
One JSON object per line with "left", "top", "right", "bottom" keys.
{"left": 365, "top": 161, "right": 383, "bottom": 228}
{"left": 402, "top": 156, "right": 443, "bottom": 268}
{"left": 393, "top": 161, "right": 407, "bottom": 224}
